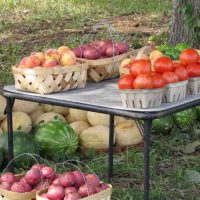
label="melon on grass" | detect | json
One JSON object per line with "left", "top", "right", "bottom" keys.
{"left": 34, "top": 120, "right": 78, "bottom": 161}
{"left": 1, "top": 112, "right": 32, "bottom": 133}
{"left": 67, "top": 109, "right": 88, "bottom": 123}
{"left": 42, "top": 104, "right": 69, "bottom": 116}
{"left": 35, "top": 112, "right": 66, "bottom": 125}
{"left": 13, "top": 99, "right": 38, "bottom": 114}
{"left": 0, "top": 95, "right": 6, "bottom": 121}
{"left": 70, "top": 121, "right": 90, "bottom": 138}
{"left": 87, "top": 111, "right": 126, "bottom": 126}
{"left": 80, "top": 125, "right": 115, "bottom": 150}
{"left": 30, "top": 106, "right": 44, "bottom": 124}
{"left": 114, "top": 120, "right": 143, "bottom": 147}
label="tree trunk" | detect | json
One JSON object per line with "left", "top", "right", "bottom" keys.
{"left": 169, "top": 0, "right": 200, "bottom": 48}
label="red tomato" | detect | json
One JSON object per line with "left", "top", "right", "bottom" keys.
{"left": 133, "top": 74, "right": 153, "bottom": 89}
{"left": 174, "top": 66, "right": 188, "bottom": 81}
{"left": 179, "top": 48, "right": 199, "bottom": 65}
{"left": 118, "top": 74, "right": 134, "bottom": 89}
{"left": 198, "top": 57, "right": 200, "bottom": 64}
{"left": 161, "top": 72, "right": 179, "bottom": 84}
{"left": 173, "top": 61, "right": 182, "bottom": 68}
{"left": 151, "top": 74, "right": 165, "bottom": 89}
{"left": 154, "top": 57, "right": 173, "bottom": 74}
{"left": 129, "top": 59, "right": 151, "bottom": 77}
{"left": 186, "top": 63, "right": 200, "bottom": 77}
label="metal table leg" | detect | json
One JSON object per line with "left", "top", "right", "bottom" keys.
{"left": 108, "top": 114, "right": 114, "bottom": 183}
{"left": 143, "top": 119, "right": 152, "bottom": 200}
{"left": 6, "top": 98, "right": 15, "bottom": 172}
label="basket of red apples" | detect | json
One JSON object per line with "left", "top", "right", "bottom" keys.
{"left": 0, "top": 164, "right": 57, "bottom": 200}
{"left": 72, "top": 40, "right": 129, "bottom": 82}
{"left": 36, "top": 171, "right": 112, "bottom": 200}
{"left": 12, "top": 46, "right": 88, "bottom": 95}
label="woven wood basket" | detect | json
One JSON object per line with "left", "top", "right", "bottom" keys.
{"left": 187, "top": 77, "right": 200, "bottom": 95}
{"left": 79, "top": 52, "right": 129, "bottom": 82}
{"left": 119, "top": 46, "right": 153, "bottom": 76}
{"left": 36, "top": 184, "right": 112, "bottom": 200}
{"left": 0, "top": 174, "right": 36, "bottom": 200}
{"left": 12, "top": 61, "right": 88, "bottom": 95}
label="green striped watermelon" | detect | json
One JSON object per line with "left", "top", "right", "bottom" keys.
{"left": 34, "top": 120, "right": 78, "bottom": 161}
{"left": 151, "top": 116, "right": 173, "bottom": 135}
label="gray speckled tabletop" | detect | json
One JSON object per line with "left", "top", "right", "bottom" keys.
{"left": 3, "top": 79, "right": 200, "bottom": 114}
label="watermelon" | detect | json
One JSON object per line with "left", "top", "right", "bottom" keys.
{"left": 0, "top": 131, "right": 40, "bottom": 168}
{"left": 34, "top": 120, "right": 78, "bottom": 161}
{"left": 196, "top": 106, "right": 200, "bottom": 120}
{"left": 151, "top": 116, "right": 173, "bottom": 135}
{"left": 172, "top": 108, "right": 197, "bottom": 130}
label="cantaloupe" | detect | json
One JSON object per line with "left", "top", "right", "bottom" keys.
{"left": 13, "top": 100, "right": 38, "bottom": 114}
{"left": 0, "top": 95, "right": 6, "bottom": 121}
{"left": 70, "top": 121, "right": 90, "bottom": 138}
{"left": 1, "top": 112, "right": 32, "bottom": 133}
{"left": 114, "top": 120, "right": 143, "bottom": 147}
{"left": 87, "top": 112, "right": 126, "bottom": 126}
{"left": 80, "top": 125, "right": 115, "bottom": 150}
{"left": 35, "top": 112, "right": 66, "bottom": 125}
{"left": 67, "top": 109, "right": 88, "bottom": 123}
{"left": 30, "top": 106, "right": 44, "bottom": 124}
{"left": 42, "top": 104, "right": 69, "bottom": 116}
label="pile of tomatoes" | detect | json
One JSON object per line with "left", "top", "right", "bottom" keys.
{"left": 118, "top": 48, "right": 200, "bottom": 90}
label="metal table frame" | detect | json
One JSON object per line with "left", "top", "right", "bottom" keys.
{"left": 3, "top": 83, "right": 200, "bottom": 200}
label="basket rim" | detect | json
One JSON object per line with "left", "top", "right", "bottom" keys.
{"left": 78, "top": 51, "right": 130, "bottom": 66}
{"left": 165, "top": 80, "right": 188, "bottom": 88}
{"left": 188, "top": 77, "right": 200, "bottom": 81}
{"left": 36, "top": 183, "right": 112, "bottom": 199}
{"left": 12, "top": 60, "right": 88, "bottom": 75}
{"left": 119, "top": 87, "right": 164, "bottom": 94}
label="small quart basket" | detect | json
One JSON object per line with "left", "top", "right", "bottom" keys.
{"left": 79, "top": 52, "right": 129, "bottom": 82}
{"left": 0, "top": 174, "right": 36, "bottom": 200}
{"left": 186, "top": 77, "right": 200, "bottom": 95}
{"left": 163, "top": 80, "right": 188, "bottom": 103}
{"left": 120, "top": 88, "right": 164, "bottom": 109}
{"left": 36, "top": 184, "right": 112, "bottom": 200}
{"left": 12, "top": 61, "right": 88, "bottom": 95}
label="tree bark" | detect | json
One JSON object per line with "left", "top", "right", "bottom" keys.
{"left": 169, "top": 0, "right": 200, "bottom": 48}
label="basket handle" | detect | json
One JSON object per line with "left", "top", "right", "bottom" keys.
{"left": 135, "top": 46, "right": 152, "bottom": 60}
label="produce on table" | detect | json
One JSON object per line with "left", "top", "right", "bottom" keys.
{"left": 151, "top": 116, "right": 173, "bottom": 135}
{"left": 0, "top": 131, "right": 40, "bottom": 168}
{"left": 114, "top": 120, "right": 142, "bottom": 146}
{"left": 0, "top": 95, "right": 6, "bottom": 121}
{"left": 87, "top": 112, "right": 126, "bottom": 126}
{"left": 157, "top": 43, "right": 191, "bottom": 60}
{"left": 172, "top": 108, "right": 197, "bottom": 130}
{"left": 30, "top": 106, "right": 44, "bottom": 124}
{"left": 67, "top": 109, "right": 88, "bottom": 123}
{"left": 179, "top": 48, "right": 199, "bottom": 65}
{"left": 72, "top": 40, "right": 128, "bottom": 60}
{"left": 13, "top": 100, "right": 39, "bottom": 114}
{"left": 34, "top": 120, "right": 78, "bottom": 161}
{"left": 80, "top": 125, "right": 113, "bottom": 150}
{"left": 70, "top": 121, "right": 91, "bottom": 138}
{"left": 35, "top": 112, "right": 67, "bottom": 125}
{"left": 1, "top": 112, "right": 32, "bottom": 133}
{"left": 17, "top": 46, "right": 77, "bottom": 69}
{"left": 42, "top": 104, "right": 69, "bottom": 116}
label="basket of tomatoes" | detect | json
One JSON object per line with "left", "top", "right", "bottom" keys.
{"left": 117, "top": 46, "right": 199, "bottom": 108}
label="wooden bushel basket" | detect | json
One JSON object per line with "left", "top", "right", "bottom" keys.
{"left": 12, "top": 61, "right": 88, "bottom": 95}
{"left": 0, "top": 174, "right": 36, "bottom": 200}
{"left": 36, "top": 184, "right": 112, "bottom": 200}
{"left": 79, "top": 52, "right": 129, "bottom": 82}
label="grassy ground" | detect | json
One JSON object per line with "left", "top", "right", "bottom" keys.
{"left": 1, "top": 0, "right": 200, "bottom": 199}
